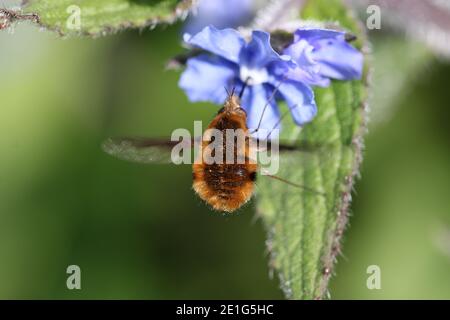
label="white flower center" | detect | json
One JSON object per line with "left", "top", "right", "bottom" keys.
{"left": 239, "top": 65, "right": 269, "bottom": 85}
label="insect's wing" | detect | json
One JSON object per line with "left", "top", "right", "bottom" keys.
{"left": 102, "top": 137, "right": 198, "bottom": 164}
{"left": 252, "top": 137, "right": 338, "bottom": 153}
{"left": 103, "top": 136, "right": 348, "bottom": 167}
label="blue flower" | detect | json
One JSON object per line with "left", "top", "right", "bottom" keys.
{"left": 283, "top": 28, "right": 364, "bottom": 87}
{"left": 183, "top": 0, "right": 254, "bottom": 36}
{"left": 179, "top": 26, "right": 318, "bottom": 139}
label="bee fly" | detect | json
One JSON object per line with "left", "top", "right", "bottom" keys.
{"left": 103, "top": 86, "right": 324, "bottom": 213}
{"left": 192, "top": 90, "right": 257, "bottom": 212}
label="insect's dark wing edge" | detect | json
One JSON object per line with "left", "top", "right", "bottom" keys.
{"left": 254, "top": 138, "right": 334, "bottom": 153}
{"left": 102, "top": 137, "right": 196, "bottom": 164}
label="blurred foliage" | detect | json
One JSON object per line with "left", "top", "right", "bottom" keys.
{"left": 331, "top": 35, "right": 450, "bottom": 299}
{"left": 369, "top": 35, "right": 432, "bottom": 124}
{"left": 0, "top": 22, "right": 449, "bottom": 299}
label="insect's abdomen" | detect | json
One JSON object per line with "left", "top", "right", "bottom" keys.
{"left": 193, "top": 163, "right": 256, "bottom": 212}
{"left": 192, "top": 112, "right": 257, "bottom": 213}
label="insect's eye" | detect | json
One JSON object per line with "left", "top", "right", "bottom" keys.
{"left": 238, "top": 107, "right": 247, "bottom": 116}
{"left": 217, "top": 107, "right": 225, "bottom": 114}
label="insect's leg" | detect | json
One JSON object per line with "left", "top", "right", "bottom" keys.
{"left": 261, "top": 168, "right": 327, "bottom": 197}
{"left": 265, "top": 104, "right": 298, "bottom": 140}
{"left": 251, "top": 76, "right": 287, "bottom": 135}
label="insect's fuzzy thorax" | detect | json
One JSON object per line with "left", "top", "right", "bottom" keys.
{"left": 211, "top": 94, "right": 247, "bottom": 131}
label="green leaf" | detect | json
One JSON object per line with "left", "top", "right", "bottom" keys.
{"left": 257, "top": 0, "right": 369, "bottom": 299}
{"left": 22, "top": 0, "right": 194, "bottom": 36}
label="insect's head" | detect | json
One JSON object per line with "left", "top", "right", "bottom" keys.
{"left": 219, "top": 90, "right": 247, "bottom": 118}
{"left": 219, "top": 85, "right": 247, "bottom": 115}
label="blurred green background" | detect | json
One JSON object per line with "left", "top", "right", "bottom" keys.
{"left": 0, "top": 21, "right": 449, "bottom": 299}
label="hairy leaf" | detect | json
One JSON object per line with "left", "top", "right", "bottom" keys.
{"left": 256, "top": 0, "right": 369, "bottom": 299}
{"left": 22, "top": 0, "right": 195, "bottom": 36}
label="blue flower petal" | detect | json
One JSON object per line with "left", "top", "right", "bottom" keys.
{"left": 240, "top": 31, "right": 293, "bottom": 69}
{"left": 311, "top": 38, "right": 363, "bottom": 80}
{"left": 241, "top": 84, "right": 281, "bottom": 139}
{"left": 276, "top": 81, "right": 317, "bottom": 126}
{"left": 284, "top": 64, "right": 331, "bottom": 87}
{"left": 284, "top": 37, "right": 316, "bottom": 67}
{"left": 179, "top": 54, "right": 238, "bottom": 104}
{"left": 183, "top": 0, "right": 254, "bottom": 35}
{"left": 283, "top": 37, "right": 330, "bottom": 87}
{"left": 294, "top": 28, "right": 345, "bottom": 42}
{"left": 295, "top": 28, "right": 363, "bottom": 80}
{"left": 184, "top": 26, "right": 246, "bottom": 64}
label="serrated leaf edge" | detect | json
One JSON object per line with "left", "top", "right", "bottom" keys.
{"left": 21, "top": 0, "right": 196, "bottom": 37}
{"left": 257, "top": 2, "right": 372, "bottom": 300}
